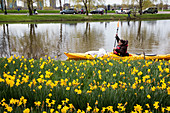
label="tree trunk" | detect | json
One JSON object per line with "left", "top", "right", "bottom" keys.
{"left": 59, "top": 0, "right": 62, "bottom": 11}
{"left": 139, "top": 0, "right": 143, "bottom": 15}
{"left": 88, "top": 0, "right": 90, "bottom": 11}
{"left": 31, "top": 0, "right": 33, "bottom": 11}
{"left": 4, "top": 0, "right": 7, "bottom": 15}
{"left": 50, "top": 0, "right": 51, "bottom": 7}
{"left": 83, "top": 0, "right": 88, "bottom": 16}
{"left": 27, "top": 0, "right": 33, "bottom": 15}
{"left": 1, "top": 0, "right": 4, "bottom": 11}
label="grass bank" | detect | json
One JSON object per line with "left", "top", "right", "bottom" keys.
{"left": 0, "top": 14, "right": 170, "bottom": 23}
{"left": 0, "top": 56, "right": 169, "bottom": 112}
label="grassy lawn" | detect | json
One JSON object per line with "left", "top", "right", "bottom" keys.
{"left": 159, "top": 9, "right": 170, "bottom": 11}
{"left": 0, "top": 14, "right": 170, "bottom": 22}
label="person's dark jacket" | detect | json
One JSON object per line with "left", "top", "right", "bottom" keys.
{"left": 113, "top": 35, "right": 128, "bottom": 56}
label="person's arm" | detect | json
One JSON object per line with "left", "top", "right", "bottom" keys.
{"left": 115, "top": 34, "right": 120, "bottom": 43}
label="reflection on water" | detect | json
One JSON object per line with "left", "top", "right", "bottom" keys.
{"left": 0, "top": 20, "right": 170, "bottom": 60}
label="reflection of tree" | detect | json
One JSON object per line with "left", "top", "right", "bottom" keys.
{"left": 8, "top": 24, "right": 63, "bottom": 59}
{"left": 69, "top": 22, "right": 104, "bottom": 53}
{"left": 122, "top": 21, "right": 158, "bottom": 54}
{"left": 136, "top": 21, "right": 143, "bottom": 46}
{"left": 55, "top": 24, "right": 63, "bottom": 59}
{"left": 127, "top": 20, "right": 130, "bottom": 26}
{"left": 16, "top": 24, "right": 51, "bottom": 59}
{"left": 84, "top": 22, "right": 89, "bottom": 39}
{"left": 6, "top": 24, "right": 11, "bottom": 56}
{"left": 0, "top": 24, "right": 11, "bottom": 57}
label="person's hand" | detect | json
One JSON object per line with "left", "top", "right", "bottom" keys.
{"left": 113, "top": 47, "right": 116, "bottom": 50}
{"left": 115, "top": 34, "right": 118, "bottom": 38}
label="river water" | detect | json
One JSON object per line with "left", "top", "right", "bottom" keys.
{"left": 0, "top": 20, "right": 170, "bottom": 60}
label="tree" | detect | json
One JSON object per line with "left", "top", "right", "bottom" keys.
{"left": 59, "top": 0, "right": 62, "bottom": 11}
{"left": 71, "top": 0, "right": 105, "bottom": 16}
{"left": 27, "top": 0, "right": 33, "bottom": 15}
{"left": 143, "top": 0, "right": 154, "bottom": 9}
{"left": 4, "top": 0, "right": 7, "bottom": 14}
{"left": 123, "top": 0, "right": 158, "bottom": 15}
{"left": 82, "top": 0, "right": 88, "bottom": 15}
{"left": 1, "top": 0, "right": 4, "bottom": 11}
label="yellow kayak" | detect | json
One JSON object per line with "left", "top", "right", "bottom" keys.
{"left": 64, "top": 52, "right": 170, "bottom": 60}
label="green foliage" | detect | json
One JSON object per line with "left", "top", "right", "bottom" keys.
{"left": 0, "top": 57, "right": 169, "bottom": 112}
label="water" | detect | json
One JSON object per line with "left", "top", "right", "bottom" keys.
{"left": 0, "top": 20, "right": 170, "bottom": 60}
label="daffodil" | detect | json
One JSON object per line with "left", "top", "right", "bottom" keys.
{"left": 153, "top": 101, "right": 159, "bottom": 109}
{"left": 46, "top": 98, "right": 50, "bottom": 104}
{"left": 34, "top": 101, "right": 41, "bottom": 106}
{"left": 86, "top": 105, "right": 92, "bottom": 112}
{"left": 5, "top": 106, "right": 13, "bottom": 112}
{"left": 167, "top": 87, "right": 170, "bottom": 95}
{"left": 145, "top": 103, "right": 150, "bottom": 108}
{"left": 93, "top": 108, "right": 99, "bottom": 112}
{"left": 50, "top": 108, "right": 54, "bottom": 113}
{"left": 117, "top": 103, "right": 122, "bottom": 109}
{"left": 57, "top": 104, "right": 62, "bottom": 110}
{"left": 134, "top": 104, "right": 143, "bottom": 112}
{"left": 147, "top": 95, "right": 151, "bottom": 99}
{"left": 166, "top": 106, "right": 170, "bottom": 111}
{"left": 51, "top": 100, "right": 55, "bottom": 105}
{"left": 23, "top": 108, "right": 30, "bottom": 113}
{"left": 48, "top": 93, "right": 52, "bottom": 97}
{"left": 162, "top": 107, "right": 165, "bottom": 112}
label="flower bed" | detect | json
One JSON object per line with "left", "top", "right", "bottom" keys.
{"left": 0, "top": 56, "right": 169, "bottom": 112}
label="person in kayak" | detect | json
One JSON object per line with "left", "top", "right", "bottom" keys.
{"left": 113, "top": 34, "right": 129, "bottom": 56}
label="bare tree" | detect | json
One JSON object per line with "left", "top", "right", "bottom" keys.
{"left": 82, "top": 0, "right": 88, "bottom": 15}
{"left": 27, "top": 0, "right": 33, "bottom": 15}
{"left": 1, "top": 0, "right": 4, "bottom": 11}
{"left": 123, "top": 0, "right": 158, "bottom": 15}
{"left": 72, "top": 0, "right": 105, "bottom": 16}
{"left": 59, "top": 0, "right": 62, "bottom": 11}
{"left": 4, "top": 0, "right": 7, "bottom": 14}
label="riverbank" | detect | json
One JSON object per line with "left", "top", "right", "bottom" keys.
{"left": 0, "top": 14, "right": 170, "bottom": 23}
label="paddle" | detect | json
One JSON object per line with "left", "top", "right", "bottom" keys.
{"left": 114, "top": 20, "right": 120, "bottom": 47}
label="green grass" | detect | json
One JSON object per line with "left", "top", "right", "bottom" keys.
{"left": 137, "top": 14, "right": 170, "bottom": 19}
{"left": 0, "top": 14, "right": 127, "bottom": 22}
{"left": 0, "top": 14, "right": 170, "bottom": 23}
{"left": 159, "top": 9, "right": 170, "bottom": 11}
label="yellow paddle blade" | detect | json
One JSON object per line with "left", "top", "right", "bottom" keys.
{"left": 117, "top": 20, "right": 119, "bottom": 28}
